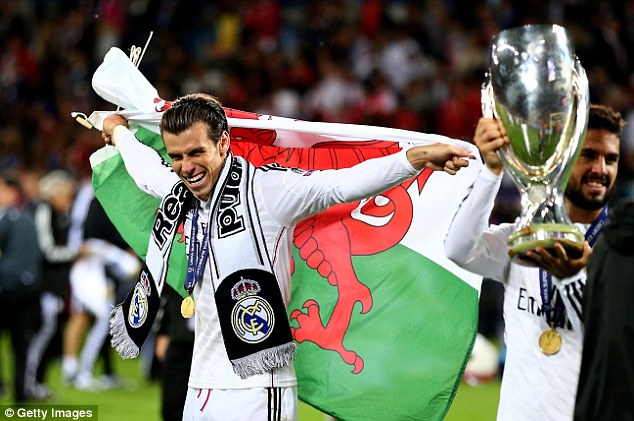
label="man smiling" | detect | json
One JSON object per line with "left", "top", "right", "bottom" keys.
{"left": 102, "top": 93, "right": 473, "bottom": 421}
{"left": 445, "top": 104, "right": 623, "bottom": 421}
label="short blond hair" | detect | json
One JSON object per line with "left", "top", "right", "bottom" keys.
{"left": 38, "top": 170, "right": 77, "bottom": 200}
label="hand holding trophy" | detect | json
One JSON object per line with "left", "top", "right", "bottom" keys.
{"left": 481, "top": 24, "right": 590, "bottom": 265}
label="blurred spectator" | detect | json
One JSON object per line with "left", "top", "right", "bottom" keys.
{"left": 64, "top": 197, "right": 139, "bottom": 390}
{"left": 305, "top": 50, "right": 364, "bottom": 123}
{"left": 435, "top": 71, "right": 483, "bottom": 141}
{"left": 0, "top": 170, "right": 42, "bottom": 403}
{"left": 28, "top": 170, "right": 79, "bottom": 400}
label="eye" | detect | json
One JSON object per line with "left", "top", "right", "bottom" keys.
{"left": 580, "top": 150, "right": 595, "bottom": 159}
{"left": 190, "top": 148, "right": 206, "bottom": 157}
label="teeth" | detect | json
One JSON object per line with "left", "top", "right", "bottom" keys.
{"left": 187, "top": 174, "right": 205, "bottom": 184}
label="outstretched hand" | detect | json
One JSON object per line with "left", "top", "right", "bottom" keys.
{"left": 406, "top": 143, "right": 476, "bottom": 175}
{"left": 526, "top": 241, "right": 592, "bottom": 279}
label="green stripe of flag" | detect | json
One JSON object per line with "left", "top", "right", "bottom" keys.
{"left": 290, "top": 244, "right": 478, "bottom": 421}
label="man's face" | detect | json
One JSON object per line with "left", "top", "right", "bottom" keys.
{"left": 0, "top": 179, "right": 18, "bottom": 208}
{"left": 565, "top": 128, "right": 620, "bottom": 211}
{"left": 164, "top": 121, "right": 229, "bottom": 201}
{"left": 48, "top": 184, "right": 75, "bottom": 213}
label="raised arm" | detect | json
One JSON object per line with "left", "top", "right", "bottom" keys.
{"left": 260, "top": 143, "right": 474, "bottom": 226}
{"left": 405, "top": 142, "right": 475, "bottom": 174}
{"left": 102, "top": 114, "right": 179, "bottom": 198}
{"left": 444, "top": 118, "right": 513, "bottom": 282}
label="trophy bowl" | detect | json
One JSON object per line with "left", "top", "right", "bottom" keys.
{"left": 482, "top": 24, "right": 590, "bottom": 265}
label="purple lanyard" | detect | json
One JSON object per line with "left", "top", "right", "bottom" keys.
{"left": 539, "top": 206, "right": 608, "bottom": 327}
{"left": 184, "top": 203, "right": 209, "bottom": 295}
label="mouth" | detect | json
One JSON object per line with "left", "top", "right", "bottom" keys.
{"left": 583, "top": 176, "right": 608, "bottom": 195}
{"left": 184, "top": 172, "right": 208, "bottom": 189}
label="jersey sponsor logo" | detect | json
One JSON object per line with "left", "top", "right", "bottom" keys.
{"left": 516, "top": 285, "right": 578, "bottom": 330}
{"left": 231, "top": 296, "right": 275, "bottom": 344}
{"left": 129, "top": 283, "right": 149, "bottom": 328}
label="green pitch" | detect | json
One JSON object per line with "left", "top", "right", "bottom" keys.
{"left": 1, "top": 335, "right": 500, "bottom": 420}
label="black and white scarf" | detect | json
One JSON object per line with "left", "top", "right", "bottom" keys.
{"left": 109, "top": 181, "right": 192, "bottom": 358}
{"left": 110, "top": 152, "right": 295, "bottom": 379}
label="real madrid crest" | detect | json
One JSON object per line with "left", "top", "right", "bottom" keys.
{"left": 128, "top": 283, "right": 149, "bottom": 328}
{"left": 230, "top": 277, "right": 275, "bottom": 343}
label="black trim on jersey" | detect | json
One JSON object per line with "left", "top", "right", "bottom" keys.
{"left": 260, "top": 162, "right": 312, "bottom": 175}
{"left": 156, "top": 148, "right": 174, "bottom": 171}
{"left": 564, "top": 279, "right": 585, "bottom": 322}
{"left": 267, "top": 387, "right": 282, "bottom": 421}
{"left": 260, "top": 163, "right": 288, "bottom": 172}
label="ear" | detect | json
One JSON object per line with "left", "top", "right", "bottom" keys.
{"left": 219, "top": 131, "right": 230, "bottom": 155}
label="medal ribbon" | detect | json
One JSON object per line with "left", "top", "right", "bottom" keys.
{"left": 184, "top": 203, "right": 209, "bottom": 296}
{"left": 539, "top": 206, "right": 608, "bottom": 328}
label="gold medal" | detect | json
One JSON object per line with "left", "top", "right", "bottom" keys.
{"left": 539, "top": 327, "right": 562, "bottom": 355}
{"left": 181, "top": 296, "right": 195, "bottom": 319}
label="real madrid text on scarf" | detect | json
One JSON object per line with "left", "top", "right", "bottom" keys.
{"left": 109, "top": 152, "right": 295, "bottom": 378}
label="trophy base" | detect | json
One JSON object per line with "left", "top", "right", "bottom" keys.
{"left": 508, "top": 223, "right": 584, "bottom": 266}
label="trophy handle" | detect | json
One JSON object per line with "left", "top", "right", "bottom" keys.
{"left": 481, "top": 75, "right": 494, "bottom": 119}
{"left": 558, "top": 58, "right": 590, "bottom": 189}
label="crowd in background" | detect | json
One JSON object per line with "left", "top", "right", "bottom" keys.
{"left": 2, "top": 0, "right": 634, "bottom": 402}
{"left": 2, "top": 0, "right": 634, "bottom": 194}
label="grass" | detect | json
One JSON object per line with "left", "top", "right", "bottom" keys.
{"left": 445, "top": 380, "right": 501, "bottom": 421}
{"left": 1, "top": 335, "right": 500, "bottom": 420}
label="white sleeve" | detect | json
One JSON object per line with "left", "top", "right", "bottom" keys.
{"left": 258, "top": 148, "right": 419, "bottom": 226}
{"left": 444, "top": 167, "right": 513, "bottom": 283}
{"left": 113, "top": 125, "right": 180, "bottom": 198}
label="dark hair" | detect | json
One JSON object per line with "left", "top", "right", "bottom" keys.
{"left": 159, "top": 93, "right": 228, "bottom": 144}
{"left": 588, "top": 104, "right": 626, "bottom": 138}
{"left": 0, "top": 169, "right": 25, "bottom": 203}
{"left": 0, "top": 170, "right": 23, "bottom": 194}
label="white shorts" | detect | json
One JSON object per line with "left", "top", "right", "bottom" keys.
{"left": 182, "top": 386, "right": 298, "bottom": 421}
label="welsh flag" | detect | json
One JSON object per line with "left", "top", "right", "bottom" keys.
{"left": 87, "top": 48, "right": 483, "bottom": 421}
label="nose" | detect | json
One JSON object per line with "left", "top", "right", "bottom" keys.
{"left": 181, "top": 156, "right": 195, "bottom": 174}
{"left": 591, "top": 156, "right": 607, "bottom": 174}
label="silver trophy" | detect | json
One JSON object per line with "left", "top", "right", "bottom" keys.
{"left": 481, "top": 24, "right": 590, "bottom": 264}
